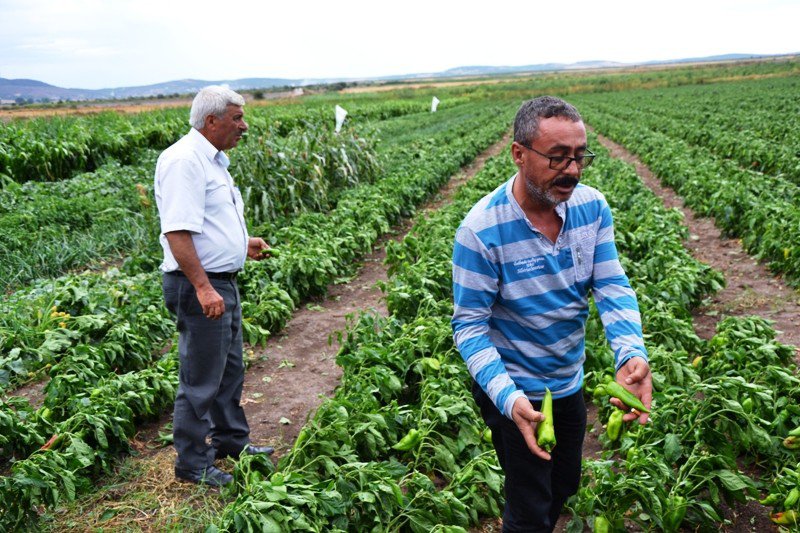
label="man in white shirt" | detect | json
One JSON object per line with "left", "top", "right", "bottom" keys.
{"left": 155, "top": 85, "right": 274, "bottom": 487}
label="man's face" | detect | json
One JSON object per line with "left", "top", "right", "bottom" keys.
{"left": 513, "top": 117, "right": 587, "bottom": 207}
{"left": 207, "top": 104, "right": 248, "bottom": 151}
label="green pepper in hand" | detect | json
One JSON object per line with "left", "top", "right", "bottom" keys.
{"left": 596, "top": 381, "right": 650, "bottom": 413}
{"left": 536, "top": 388, "right": 556, "bottom": 452}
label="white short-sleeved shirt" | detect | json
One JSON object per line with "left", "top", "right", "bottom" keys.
{"left": 154, "top": 128, "right": 249, "bottom": 273}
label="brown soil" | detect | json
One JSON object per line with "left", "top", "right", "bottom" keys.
{"left": 0, "top": 99, "right": 193, "bottom": 120}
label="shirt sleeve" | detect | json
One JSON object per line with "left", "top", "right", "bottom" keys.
{"left": 157, "top": 157, "right": 206, "bottom": 235}
{"left": 451, "top": 226, "right": 525, "bottom": 419}
{"left": 590, "top": 201, "right": 648, "bottom": 371}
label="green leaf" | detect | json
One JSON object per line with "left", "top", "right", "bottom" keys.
{"left": 663, "top": 433, "right": 682, "bottom": 463}
{"left": 356, "top": 491, "right": 376, "bottom": 503}
{"left": 712, "top": 469, "right": 751, "bottom": 492}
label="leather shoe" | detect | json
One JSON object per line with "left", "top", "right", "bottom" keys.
{"left": 174, "top": 465, "right": 233, "bottom": 487}
{"left": 244, "top": 444, "right": 275, "bottom": 456}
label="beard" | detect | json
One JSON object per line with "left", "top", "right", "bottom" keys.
{"left": 525, "top": 175, "right": 579, "bottom": 207}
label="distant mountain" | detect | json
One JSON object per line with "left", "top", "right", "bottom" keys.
{"left": 0, "top": 76, "right": 304, "bottom": 102}
{"left": 0, "top": 53, "right": 793, "bottom": 103}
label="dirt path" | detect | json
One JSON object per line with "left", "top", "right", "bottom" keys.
{"left": 597, "top": 133, "right": 800, "bottom": 355}
{"left": 240, "top": 131, "right": 511, "bottom": 452}
{"left": 44, "top": 132, "right": 512, "bottom": 531}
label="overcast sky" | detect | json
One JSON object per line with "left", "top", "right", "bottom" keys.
{"left": 0, "top": 0, "right": 797, "bottom": 89}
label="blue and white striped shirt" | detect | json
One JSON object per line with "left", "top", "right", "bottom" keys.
{"left": 452, "top": 174, "right": 647, "bottom": 419}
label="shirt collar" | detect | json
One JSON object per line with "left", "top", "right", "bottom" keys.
{"left": 188, "top": 128, "right": 228, "bottom": 167}
{"left": 506, "top": 173, "right": 568, "bottom": 230}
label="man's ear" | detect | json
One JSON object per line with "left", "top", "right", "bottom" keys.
{"left": 510, "top": 142, "right": 525, "bottom": 166}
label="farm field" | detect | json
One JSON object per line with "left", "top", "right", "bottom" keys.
{"left": 1, "top": 58, "right": 800, "bottom": 531}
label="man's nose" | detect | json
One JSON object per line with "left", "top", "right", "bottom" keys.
{"left": 563, "top": 158, "right": 581, "bottom": 175}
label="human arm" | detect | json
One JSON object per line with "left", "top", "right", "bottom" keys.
{"left": 164, "top": 230, "right": 224, "bottom": 320}
{"left": 590, "top": 200, "right": 651, "bottom": 423}
{"left": 452, "top": 226, "right": 549, "bottom": 459}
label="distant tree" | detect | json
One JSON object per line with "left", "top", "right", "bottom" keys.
{"left": 252, "top": 90, "right": 265, "bottom": 100}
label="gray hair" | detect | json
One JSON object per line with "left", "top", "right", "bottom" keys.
{"left": 513, "top": 96, "right": 582, "bottom": 146}
{"left": 189, "top": 85, "right": 246, "bottom": 130}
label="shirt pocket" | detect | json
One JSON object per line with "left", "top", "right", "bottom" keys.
{"left": 205, "top": 176, "right": 230, "bottom": 207}
{"left": 571, "top": 236, "right": 595, "bottom": 282}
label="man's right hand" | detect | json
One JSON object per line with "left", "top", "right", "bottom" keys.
{"left": 197, "top": 284, "right": 225, "bottom": 320}
{"left": 511, "top": 396, "right": 551, "bottom": 461}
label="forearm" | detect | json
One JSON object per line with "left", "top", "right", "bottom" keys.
{"left": 592, "top": 275, "right": 647, "bottom": 369}
{"left": 164, "top": 231, "right": 212, "bottom": 291}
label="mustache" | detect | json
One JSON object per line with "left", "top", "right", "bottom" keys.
{"left": 552, "top": 176, "right": 579, "bottom": 188}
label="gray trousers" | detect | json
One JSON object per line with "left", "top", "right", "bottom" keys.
{"left": 163, "top": 274, "right": 250, "bottom": 470}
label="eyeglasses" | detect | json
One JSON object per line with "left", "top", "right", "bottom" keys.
{"left": 518, "top": 143, "right": 596, "bottom": 170}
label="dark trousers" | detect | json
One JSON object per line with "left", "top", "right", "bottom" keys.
{"left": 472, "top": 382, "right": 586, "bottom": 533}
{"left": 163, "top": 274, "right": 250, "bottom": 470}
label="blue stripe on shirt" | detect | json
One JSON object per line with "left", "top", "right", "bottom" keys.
{"left": 452, "top": 175, "right": 647, "bottom": 418}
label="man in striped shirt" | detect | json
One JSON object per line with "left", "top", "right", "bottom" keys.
{"left": 452, "top": 96, "right": 652, "bottom": 532}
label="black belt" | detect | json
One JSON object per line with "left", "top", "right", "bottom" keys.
{"left": 165, "top": 270, "right": 238, "bottom": 281}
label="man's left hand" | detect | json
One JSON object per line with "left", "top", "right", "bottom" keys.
{"left": 247, "top": 237, "right": 269, "bottom": 260}
{"left": 614, "top": 357, "right": 652, "bottom": 425}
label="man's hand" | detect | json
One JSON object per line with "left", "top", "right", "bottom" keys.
{"left": 510, "top": 396, "right": 551, "bottom": 461}
{"left": 613, "top": 357, "right": 652, "bottom": 424}
{"left": 197, "top": 285, "right": 225, "bottom": 320}
{"left": 247, "top": 237, "right": 269, "bottom": 260}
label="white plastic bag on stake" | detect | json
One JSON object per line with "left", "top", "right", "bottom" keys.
{"left": 335, "top": 105, "right": 348, "bottom": 133}
{"left": 431, "top": 96, "right": 440, "bottom": 112}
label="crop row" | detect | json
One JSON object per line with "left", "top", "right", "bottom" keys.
{"left": 0, "top": 96, "right": 494, "bottom": 293}
{"left": 0, "top": 100, "right": 513, "bottom": 529}
{"left": 0, "top": 96, "right": 464, "bottom": 184}
{"left": 569, "top": 98, "right": 800, "bottom": 286}
{"left": 571, "top": 76, "right": 800, "bottom": 183}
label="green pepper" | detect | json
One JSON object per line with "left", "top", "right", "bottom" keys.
{"left": 536, "top": 388, "right": 556, "bottom": 453}
{"left": 393, "top": 428, "right": 421, "bottom": 451}
{"left": 593, "top": 515, "right": 611, "bottom": 533}
{"left": 785, "top": 487, "right": 800, "bottom": 508}
{"left": 663, "top": 495, "right": 687, "bottom": 531}
{"left": 761, "top": 493, "right": 783, "bottom": 506}
{"left": 603, "top": 381, "right": 650, "bottom": 413}
{"left": 771, "top": 510, "right": 799, "bottom": 525}
{"left": 788, "top": 426, "right": 800, "bottom": 437}
{"left": 606, "top": 409, "right": 625, "bottom": 441}
{"left": 294, "top": 427, "right": 310, "bottom": 450}
{"left": 784, "top": 436, "right": 800, "bottom": 450}
{"left": 741, "top": 397, "right": 754, "bottom": 413}
{"left": 261, "top": 246, "right": 282, "bottom": 258}
{"left": 626, "top": 446, "right": 640, "bottom": 464}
